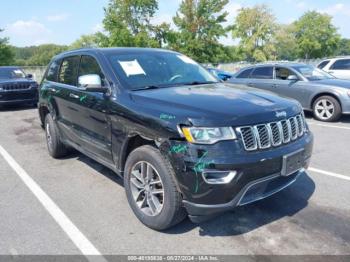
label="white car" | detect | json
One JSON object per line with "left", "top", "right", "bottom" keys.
{"left": 317, "top": 57, "right": 350, "bottom": 80}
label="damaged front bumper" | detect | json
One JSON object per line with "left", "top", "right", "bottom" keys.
{"left": 163, "top": 131, "right": 314, "bottom": 223}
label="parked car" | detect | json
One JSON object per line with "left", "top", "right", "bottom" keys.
{"left": 0, "top": 66, "right": 39, "bottom": 107}
{"left": 206, "top": 67, "right": 234, "bottom": 81}
{"left": 38, "top": 48, "right": 313, "bottom": 230}
{"left": 229, "top": 63, "right": 350, "bottom": 122}
{"left": 317, "top": 57, "right": 350, "bottom": 80}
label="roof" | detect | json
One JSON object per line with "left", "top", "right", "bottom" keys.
{"left": 56, "top": 47, "right": 179, "bottom": 59}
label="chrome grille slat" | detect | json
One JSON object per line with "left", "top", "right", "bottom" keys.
{"left": 1, "top": 83, "right": 31, "bottom": 91}
{"left": 237, "top": 114, "right": 306, "bottom": 151}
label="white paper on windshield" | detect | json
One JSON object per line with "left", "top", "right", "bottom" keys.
{"left": 177, "top": 55, "right": 197, "bottom": 65}
{"left": 118, "top": 60, "right": 146, "bottom": 77}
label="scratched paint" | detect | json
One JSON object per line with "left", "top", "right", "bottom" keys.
{"left": 192, "top": 151, "right": 214, "bottom": 193}
{"left": 80, "top": 95, "right": 88, "bottom": 102}
{"left": 169, "top": 144, "right": 188, "bottom": 154}
{"left": 160, "top": 113, "right": 176, "bottom": 120}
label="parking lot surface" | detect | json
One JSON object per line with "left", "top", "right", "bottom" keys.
{"left": 0, "top": 106, "right": 349, "bottom": 256}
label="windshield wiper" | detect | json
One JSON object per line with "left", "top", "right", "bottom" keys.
{"left": 181, "top": 81, "right": 219, "bottom": 86}
{"left": 132, "top": 85, "right": 166, "bottom": 91}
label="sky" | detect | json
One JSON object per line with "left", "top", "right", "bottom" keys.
{"left": 1, "top": 0, "right": 350, "bottom": 47}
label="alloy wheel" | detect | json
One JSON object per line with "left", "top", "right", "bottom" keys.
{"left": 315, "top": 99, "right": 335, "bottom": 120}
{"left": 130, "top": 161, "right": 164, "bottom": 216}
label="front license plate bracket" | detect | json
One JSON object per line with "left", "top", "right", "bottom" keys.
{"left": 281, "top": 149, "right": 304, "bottom": 176}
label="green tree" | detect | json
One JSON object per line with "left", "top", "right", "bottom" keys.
{"left": 170, "top": 0, "right": 229, "bottom": 63}
{"left": 293, "top": 11, "right": 340, "bottom": 59}
{"left": 0, "top": 29, "right": 15, "bottom": 66}
{"left": 13, "top": 44, "right": 68, "bottom": 66}
{"left": 231, "top": 4, "right": 277, "bottom": 62}
{"left": 101, "top": 0, "right": 163, "bottom": 47}
{"left": 70, "top": 34, "right": 102, "bottom": 49}
{"left": 274, "top": 24, "right": 298, "bottom": 61}
{"left": 335, "top": 38, "right": 350, "bottom": 56}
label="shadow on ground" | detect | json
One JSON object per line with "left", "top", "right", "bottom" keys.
{"left": 166, "top": 172, "right": 315, "bottom": 236}
{"left": 66, "top": 149, "right": 315, "bottom": 237}
{"left": 0, "top": 104, "right": 37, "bottom": 112}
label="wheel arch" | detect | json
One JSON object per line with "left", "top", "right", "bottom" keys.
{"left": 310, "top": 92, "right": 343, "bottom": 112}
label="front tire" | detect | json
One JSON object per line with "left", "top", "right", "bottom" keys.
{"left": 124, "top": 145, "right": 186, "bottom": 230}
{"left": 44, "top": 114, "right": 69, "bottom": 158}
{"left": 313, "top": 96, "right": 341, "bottom": 122}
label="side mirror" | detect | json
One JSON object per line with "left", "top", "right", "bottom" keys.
{"left": 26, "top": 74, "right": 33, "bottom": 79}
{"left": 287, "top": 75, "right": 299, "bottom": 81}
{"left": 78, "top": 74, "right": 108, "bottom": 93}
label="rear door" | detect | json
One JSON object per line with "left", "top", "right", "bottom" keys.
{"left": 327, "top": 59, "right": 350, "bottom": 80}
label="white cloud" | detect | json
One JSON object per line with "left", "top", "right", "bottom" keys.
{"left": 224, "top": 1, "right": 242, "bottom": 25}
{"left": 91, "top": 23, "right": 104, "bottom": 33}
{"left": 5, "top": 20, "right": 53, "bottom": 46}
{"left": 47, "top": 13, "right": 69, "bottom": 22}
{"left": 151, "top": 13, "right": 175, "bottom": 28}
{"left": 319, "top": 3, "right": 350, "bottom": 16}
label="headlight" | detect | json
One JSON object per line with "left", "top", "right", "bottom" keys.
{"left": 347, "top": 90, "right": 350, "bottom": 97}
{"left": 181, "top": 126, "right": 236, "bottom": 144}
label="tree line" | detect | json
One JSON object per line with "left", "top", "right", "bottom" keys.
{"left": 1, "top": 0, "right": 350, "bottom": 67}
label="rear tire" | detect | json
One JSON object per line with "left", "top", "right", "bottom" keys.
{"left": 313, "top": 96, "right": 341, "bottom": 122}
{"left": 44, "top": 114, "right": 69, "bottom": 158}
{"left": 124, "top": 145, "right": 187, "bottom": 230}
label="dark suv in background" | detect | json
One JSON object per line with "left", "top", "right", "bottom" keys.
{"left": 38, "top": 48, "right": 313, "bottom": 230}
{"left": 0, "top": 66, "right": 39, "bottom": 107}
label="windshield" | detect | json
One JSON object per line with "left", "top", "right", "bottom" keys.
{"left": 106, "top": 51, "right": 219, "bottom": 90}
{"left": 292, "top": 65, "right": 334, "bottom": 81}
{"left": 0, "top": 68, "right": 26, "bottom": 79}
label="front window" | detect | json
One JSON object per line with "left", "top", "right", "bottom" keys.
{"left": 106, "top": 51, "right": 218, "bottom": 90}
{"left": 0, "top": 68, "right": 26, "bottom": 79}
{"left": 292, "top": 65, "right": 334, "bottom": 81}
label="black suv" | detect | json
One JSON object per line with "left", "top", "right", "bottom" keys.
{"left": 0, "top": 66, "right": 38, "bottom": 106}
{"left": 38, "top": 48, "right": 314, "bottom": 230}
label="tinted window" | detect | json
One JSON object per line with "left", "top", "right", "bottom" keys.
{"left": 275, "top": 67, "right": 298, "bottom": 80}
{"left": 330, "top": 59, "right": 350, "bottom": 70}
{"left": 46, "top": 60, "right": 61, "bottom": 82}
{"left": 58, "top": 56, "right": 80, "bottom": 86}
{"left": 236, "top": 68, "right": 253, "bottom": 78}
{"left": 317, "top": 60, "right": 330, "bottom": 69}
{"left": 251, "top": 67, "right": 273, "bottom": 79}
{"left": 78, "top": 56, "right": 105, "bottom": 86}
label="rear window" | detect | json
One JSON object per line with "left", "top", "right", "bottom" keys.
{"left": 317, "top": 60, "right": 330, "bottom": 69}
{"left": 330, "top": 59, "right": 350, "bottom": 70}
{"left": 236, "top": 68, "right": 253, "bottom": 78}
{"left": 251, "top": 67, "right": 273, "bottom": 79}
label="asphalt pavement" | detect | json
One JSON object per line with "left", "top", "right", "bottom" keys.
{"left": 0, "top": 105, "right": 349, "bottom": 257}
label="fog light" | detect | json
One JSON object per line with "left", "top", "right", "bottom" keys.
{"left": 202, "top": 171, "right": 237, "bottom": 184}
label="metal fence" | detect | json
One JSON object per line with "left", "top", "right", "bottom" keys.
{"left": 22, "top": 66, "right": 47, "bottom": 82}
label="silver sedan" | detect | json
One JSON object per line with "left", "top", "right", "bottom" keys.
{"left": 229, "top": 63, "right": 350, "bottom": 122}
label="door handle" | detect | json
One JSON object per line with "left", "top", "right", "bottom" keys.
{"left": 272, "top": 84, "right": 277, "bottom": 88}
{"left": 247, "top": 83, "right": 254, "bottom": 87}
{"left": 69, "top": 93, "right": 79, "bottom": 99}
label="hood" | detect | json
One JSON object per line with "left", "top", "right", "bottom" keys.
{"left": 130, "top": 83, "right": 301, "bottom": 126}
{"left": 314, "top": 79, "right": 350, "bottom": 89}
{"left": 0, "top": 78, "right": 37, "bottom": 85}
